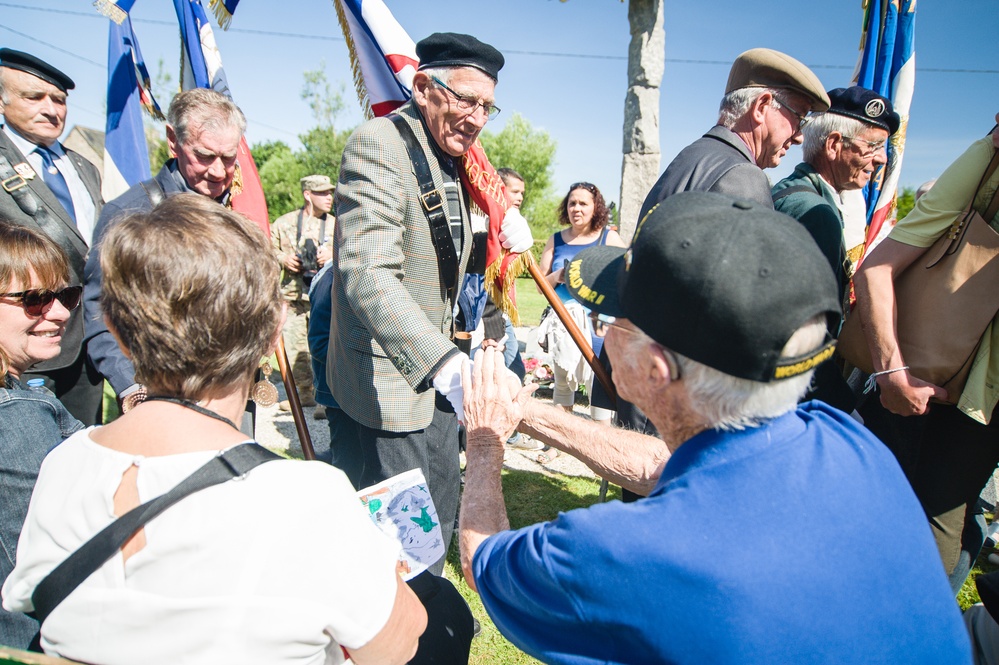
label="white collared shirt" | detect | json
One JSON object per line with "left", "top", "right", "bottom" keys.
{"left": 2, "top": 123, "right": 98, "bottom": 245}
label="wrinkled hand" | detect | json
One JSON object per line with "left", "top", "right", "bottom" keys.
{"left": 878, "top": 369, "right": 947, "bottom": 416}
{"left": 317, "top": 245, "right": 333, "bottom": 267}
{"left": 478, "top": 338, "right": 506, "bottom": 353}
{"left": 462, "top": 347, "right": 535, "bottom": 444}
{"left": 283, "top": 254, "right": 302, "bottom": 273}
{"left": 433, "top": 353, "right": 470, "bottom": 423}
{"left": 499, "top": 207, "right": 534, "bottom": 254}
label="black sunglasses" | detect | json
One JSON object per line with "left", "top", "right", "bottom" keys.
{"left": 570, "top": 182, "right": 597, "bottom": 193}
{"left": 0, "top": 285, "right": 83, "bottom": 316}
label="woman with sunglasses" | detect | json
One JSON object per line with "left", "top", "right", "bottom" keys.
{"left": 536, "top": 183, "right": 625, "bottom": 455}
{"left": 3, "top": 195, "right": 425, "bottom": 664}
{"left": 0, "top": 223, "right": 84, "bottom": 649}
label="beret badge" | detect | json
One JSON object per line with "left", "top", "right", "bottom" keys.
{"left": 865, "top": 99, "right": 886, "bottom": 118}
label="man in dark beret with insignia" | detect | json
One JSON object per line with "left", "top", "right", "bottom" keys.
{"left": 772, "top": 86, "right": 900, "bottom": 302}
{"left": 771, "top": 86, "right": 899, "bottom": 412}
{"left": 0, "top": 48, "right": 104, "bottom": 425}
{"left": 329, "top": 32, "right": 528, "bottom": 574}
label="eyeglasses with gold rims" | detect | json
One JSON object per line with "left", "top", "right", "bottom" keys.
{"left": 431, "top": 76, "right": 501, "bottom": 121}
{"left": 589, "top": 311, "right": 682, "bottom": 380}
{"left": 842, "top": 135, "right": 888, "bottom": 158}
{"left": 0, "top": 285, "right": 83, "bottom": 317}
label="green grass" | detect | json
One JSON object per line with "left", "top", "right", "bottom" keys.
{"left": 959, "top": 514, "right": 999, "bottom": 611}
{"left": 444, "top": 469, "right": 620, "bottom": 664}
{"left": 512, "top": 277, "right": 549, "bottom": 328}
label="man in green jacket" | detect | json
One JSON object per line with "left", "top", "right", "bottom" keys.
{"left": 772, "top": 86, "right": 899, "bottom": 304}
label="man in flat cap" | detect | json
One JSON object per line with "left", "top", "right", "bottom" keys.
{"left": 84, "top": 88, "right": 247, "bottom": 418}
{"left": 458, "top": 191, "right": 970, "bottom": 664}
{"left": 639, "top": 48, "right": 829, "bottom": 218}
{"left": 329, "top": 32, "right": 529, "bottom": 573}
{"left": 592, "top": 48, "right": 831, "bottom": 447}
{"left": 0, "top": 49, "right": 104, "bottom": 426}
{"left": 272, "top": 174, "right": 335, "bottom": 414}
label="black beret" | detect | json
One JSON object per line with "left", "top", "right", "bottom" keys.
{"left": 416, "top": 32, "right": 504, "bottom": 81}
{"left": 0, "top": 49, "right": 75, "bottom": 93}
{"left": 826, "top": 86, "right": 900, "bottom": 136}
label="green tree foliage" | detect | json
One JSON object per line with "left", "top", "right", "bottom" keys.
{"left": 255, "top": 65, "right": 354, "bottom": 221}
{"left": 301, "top": 61, "right": 346, "bottom": 129}
{"left": 256, "top": 141, "right": 306, "bottom": 220}
{"left": 896, "top": 186, "right": 916, "bottom": 221}
{"left": 479, "top": 113, "right": 561, "bottom": 241}
{"left": 296, "top": 125, "right": 352, "bottom": 185}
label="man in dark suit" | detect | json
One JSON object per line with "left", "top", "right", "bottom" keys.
{"left": 330, "top": 33, "right": 530, "bottom": 574}
{"left": 0, "top": 49, "right": 104, "bottom": 425}
{"left": 84, "top": 88, "right": 246, "bottom": 416}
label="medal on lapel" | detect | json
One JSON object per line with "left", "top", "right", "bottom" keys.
{"left": 13, "top": 162, "right": 36, "bottom": 180}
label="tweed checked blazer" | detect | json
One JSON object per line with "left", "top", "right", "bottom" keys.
{"left": 0, "top": 128, "right": 101, "bottom": 371}
{"left": 329, "top": 101, "right": 472, "bottom": 432}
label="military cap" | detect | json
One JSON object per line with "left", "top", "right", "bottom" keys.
{"left": 726, "top": 48, "right": 830, "bottom": 112}
{"left": 416, "top": 32, "right": 504, "bottom": 81}
{"left": 0, "top": 48, "right": 75, "bottom": 92}
{"left": 300, "top": 175, "right": 334, "bottom": 192}
{"left": 565, "top": 192, "right": 840, "bottom": 383}
{"left": 826, "top": 86, "right": 900, "bottom": 136}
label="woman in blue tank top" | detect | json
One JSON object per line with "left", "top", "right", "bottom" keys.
{"left": 537, "top": 183, "right": 625, "bottom": 442}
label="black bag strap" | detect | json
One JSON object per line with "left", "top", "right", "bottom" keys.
{"left": 388, "top": 114, "right": 460, "bottom": 300}
{"left": 772, "top": 184, "right": 815, "bottom": 204}
{"left": 0, "top": 152, "right": 86, "bottom": 280}
{"left": 30, "top": 443, "right": 280, "bottom": 624}
{"left": 139, "top": 175, "right": 166, "bottom": 209}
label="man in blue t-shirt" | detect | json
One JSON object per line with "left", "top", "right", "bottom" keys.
{"left": 458, "top": 191, "right": 970, "bottom": 664}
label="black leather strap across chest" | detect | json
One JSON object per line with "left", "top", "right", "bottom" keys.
{"left": 388, "top": 114, "right": 460, "bottom": 303}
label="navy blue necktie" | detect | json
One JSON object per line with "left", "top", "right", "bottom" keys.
{"left": 35, "top": 146, "right": 76, "bottom": 224}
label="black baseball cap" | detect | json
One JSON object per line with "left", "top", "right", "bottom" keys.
{"left": 566, "top": 191, "right": 840, "bottom": 383}
{"left": 416, "top": 32, "right": 504, "bottom": 81}
{"left": 0, "top": 49, "right": 75, "bottom": 92}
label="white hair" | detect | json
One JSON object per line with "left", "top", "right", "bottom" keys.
{"left": 0, "top": 68, "right": 9, "bottom": 104}
{"left": 801, "top": 113, "right": 869, "bottom": 162}
{"left": 673, "top": 316, "right": 828, "bottom": 431}
{"left": 718, "top": 87, "right": 772, "bottom": 128}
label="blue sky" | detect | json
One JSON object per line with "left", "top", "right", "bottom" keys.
{"left": 2, "top": 0, "right": 996, "bottom": 212}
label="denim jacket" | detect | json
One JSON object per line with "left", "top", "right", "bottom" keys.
{"left": 0, "top": 375, "right": 83, "bottom": 648}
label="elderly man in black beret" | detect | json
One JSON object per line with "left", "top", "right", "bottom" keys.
{"left": 772, "top": 86, "right": 900, "bottom": 302}
{"left": 770, "top": 87, "right": 899, "bottom": 412}
{"left": 0, "top": 48, "right": 104, "bottom": 426}
{"left": 329, "top": 32, "right": 529, "bottom": 575}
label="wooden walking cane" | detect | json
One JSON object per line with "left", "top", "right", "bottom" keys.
{"left": 275, "top": 336, "right": 317, "bottom": 461}
{"left": 524, "top": 253, "right": 617, "bottom": 409}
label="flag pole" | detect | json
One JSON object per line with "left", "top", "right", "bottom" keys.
{"left": 276, "top": 336, "right": 317, "bottom": 461}
{"left": 525, "top": 254, "right": 617, "bottom": 409}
